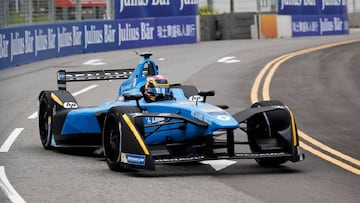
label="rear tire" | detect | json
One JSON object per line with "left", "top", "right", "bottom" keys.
{"left": 102, "top": 106, "right": 143, "bottom": 172}
{"left": 39, "top": 94, "right": 54, "bottom": 150}
{"left": 247, "top": 100, "right": 290, "bottom": 167}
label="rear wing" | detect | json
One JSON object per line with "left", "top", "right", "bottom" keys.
{"left": 57, "top": 69, "right": 134, "bottom": 90}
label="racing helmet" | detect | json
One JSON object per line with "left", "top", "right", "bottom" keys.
{"left": 144, "top": 75, "right": 172, "bottom": 102}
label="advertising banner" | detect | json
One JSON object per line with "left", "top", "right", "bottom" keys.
{"left": 278, "top": 0, "right": 348, "bottom": 15}
{"left": 114, "top": 0, "right": 198, "bottom": 19}
{"left": 0, "top": 17, "right": 196, "bottom": 69}
{"left": 116, "top": 17, "right": 196, "bottom": 49}
{"left": 277, "top": 0, "right": 349, "bottom": 37}
{"left": 292, "top": 15, "right": 349, "bottom": 37}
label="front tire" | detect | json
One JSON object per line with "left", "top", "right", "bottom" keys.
{"left": 247, "top": 100, "right": 290, "bottom": 167}
{"left": 102, "top": 106, "right": 143, "bottom": 172}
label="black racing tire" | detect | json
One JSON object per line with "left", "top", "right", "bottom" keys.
{"left": 247, "top": 100, "right": 290, "bottom": 167}
{"left": 102, "top": 106, "right": 143, "bottom": 172}
{"left": 39, "top": 94, "right": 54, "bottom": 150}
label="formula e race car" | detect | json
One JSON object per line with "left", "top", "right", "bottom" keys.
{"left": 38, "top": 52, "right": 304, "bottom": 172}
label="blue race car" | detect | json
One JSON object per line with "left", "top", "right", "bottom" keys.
{"left": 38, "top": 53, "right": 304, "bottom": 172}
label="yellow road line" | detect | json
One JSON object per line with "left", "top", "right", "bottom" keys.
{"left": 262, "top": 39, "right": 360, "bottom": 100}
{"left": 262, "top": 54, "right": 293, "bottom": 100}
{"left": 300, "top": 141, "right": 360, "bottom": 175}
{"left": 250, "top": 54, "right": 290, "bottom": 103}
{"left": 252, "top": 39, "right": 360, "bottom": 175}
{"left": 299, "top": 130, "right": 360, "bottom": 167}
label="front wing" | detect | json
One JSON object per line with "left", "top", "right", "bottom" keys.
{"left": 114, "top": 106, "right": 304, "bottom": 170}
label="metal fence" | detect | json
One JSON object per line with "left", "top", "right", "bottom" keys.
{"left": 200, "top": 0, "right": 360, "bottom": 13}
{"left": 1, "top": 0, "right": 359, "bottom": 28}
{"left": 348, "top": 0, "right": 360, "bottom": 13}
{"left": 0, "top": 0, "right": 110, "bottom": 28}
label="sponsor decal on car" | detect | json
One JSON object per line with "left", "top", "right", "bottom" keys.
{"left": 189, "top": 95, "right": 203, "bottom": 102}
{"left": 202, "top": 108, "right": 223, "bottom": 113}
{"left": 63, "top": 102, "right": 78, "bottom": 109}
{"left": 121, "top": 153, "right": 146, "bottom": 166}
{"left": 146, "top": 117, "right": 165, "bottom": 123}
{"left": 191, "top": 110, "right": 212, "bottom": 125}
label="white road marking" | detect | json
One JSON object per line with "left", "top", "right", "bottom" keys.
{"left": 27, "top": 112, "right": 38, "bottom": 119}
{"left": 200, "top": 160, "right": 237, "bottom": 171}
{"left": 2, "top": 75, "right": 98, "bottom": 203}
{"left": 217, "top": 56, "right": 241, "bottom": 64}
{"left": 72, "top": 84, "right": 98, "bottom": 96}
{"left": 83, "top": 59, "right": 106, "bottom": 65}
{"left": 0, "top": 128, "right": 24, "bottom": 153}
{"left": 27, "top": 84, "right": 99, "bottom": 119}
{"left": 0, "top": 166, "right": 26, "bottom": 203}
{"left": 158, "top": 58, "right": 165, "bottom": 61}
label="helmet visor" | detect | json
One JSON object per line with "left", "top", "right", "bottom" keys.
{"left": 149, "top": 87, "right": 170, "bottom": 95}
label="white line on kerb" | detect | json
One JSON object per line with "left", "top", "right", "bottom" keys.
{"left": 27, "top": 84, "right": 99, "bottom": 119}
{"left": 0, "top": 166, "right": 26, "bottom": 203}
{"left": 0, "top": 128, "right": 24, "bottom": 153}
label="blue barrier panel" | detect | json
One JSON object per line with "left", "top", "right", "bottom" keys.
{"left": 115, "top": 0, "right": 198, "bottom": 19}
{"left": 0, "top": 16, "right": 196, "bottom": 70}
{"left": 116, "top": 18, "right": 159, "bottom": 49}
{"left": 154, "top": 16, "right": 197, "bottom": 45}
{"left": 278, "top": 0, "right": 347, "bottom": 15}
{"left": 0, "top": 26, "right": 36, "bottom": 66}
{"left": 116, "top": 17, "right": 197, "bottom": 49}
{"left": 277, "top": 0, "right": 349, "bottom": 37}
{"left": 0, "top": 22, "right": 87, "bottom": 69}
{"left": 83, "top": 21, "right": 119, "bottom": 52}
{"left": 53, "top": 23, "right": 85, "bottom": 56}
{"left": 292, "top": 15, "right": 349, "bottom": 37}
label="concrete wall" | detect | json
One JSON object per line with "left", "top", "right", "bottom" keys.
{"left": 199, "top": 15, "right": 218, "bottom": 41}
{"left": 276, "top": 15, "right": 292, "bottom": 38}
{"left": 217, "top": 12, "right": 255, "bottom": 40}
{"left": 349, "top": 13, "right": 360, "bottom": 28}
{"left": 199, "top": 12, "right": 256, "bottom": 41}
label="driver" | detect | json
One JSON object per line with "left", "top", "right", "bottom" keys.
{"left": 143, "top": 75, "right": 173, "bottom": 102}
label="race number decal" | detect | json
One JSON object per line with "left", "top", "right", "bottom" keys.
{"left": 216, "top": 115, "right": 231, "bottom": 121}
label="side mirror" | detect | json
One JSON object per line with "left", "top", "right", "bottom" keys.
{"left": 199, "top": 90, "right": 215, "bottom": 97}
{"left": 216, "top": 105, "right": 229, "bottom": 109}
{"left": 123, "top": 93, "right": 144, "bottom": 110}
{"left": 198, "top": 90, "right": 215, "bottom": 102}
{"left": 123, "top": 93, "right": 143, "bottom": 101}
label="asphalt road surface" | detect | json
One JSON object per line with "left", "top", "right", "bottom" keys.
{"left": 1, "top": 33, "right": 359, "bottom": 203}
